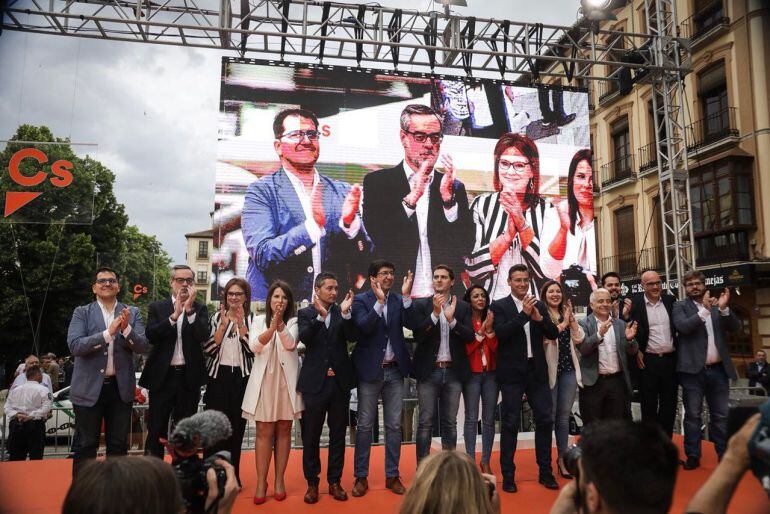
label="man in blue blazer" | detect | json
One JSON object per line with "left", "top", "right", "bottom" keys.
{"left": 350, "top": 259, "right": 416, "bottom": 497}
{"left": 241, "top": 108, "right": 373, "bottom": 302}
{"left": 673, "top": 270, "right": 740, "bottom": 470}
{"left": 66, "top": 267, "right": 149, "bottom": 475}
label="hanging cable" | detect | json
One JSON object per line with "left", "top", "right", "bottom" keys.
{"left": 32, "top": 222, "right": 67, "bottom": 353}
{"left": 9, "top": 222, "right": 38, "bottom": 354}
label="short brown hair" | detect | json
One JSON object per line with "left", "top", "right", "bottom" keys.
{"left": 432, "top": 264, "right": 454, "bottom": 281}
{"left": 62, "top": 457, "right": 183, "bottom": 514}
{"left": 222, "top": 277, "right": 252, "bottom": 310}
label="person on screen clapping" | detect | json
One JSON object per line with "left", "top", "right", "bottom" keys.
{"left": 465, "top": 133, "right": 561, "bottom": 301}
{"left": 542, "top": 149, "right": 597, "bottom": 290}
{"left": 362, "top": 104, "right": 474, "bottom": 298}
{"left": 241, "top": 108, "right": 372, "bottom": 302}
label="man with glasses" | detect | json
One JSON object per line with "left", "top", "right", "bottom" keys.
{"left": 629, "top": 270, "right": 678, "bottom": 437}
{"left": 241, "top": 108, "right": 372, "bottom": 302}
{"left": 362, "top": 104, "right": 473, "bottom": 298}
{"left": 673, "top": 270, "right": 739, "bottom": 470}
{"left": 140, "top": 264, "right": 209, "bottom": 458}
{"left": 67, "top": 267, "right": 149, "bottom": 474}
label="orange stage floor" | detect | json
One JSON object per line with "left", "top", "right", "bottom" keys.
{"left": 0, "top": 437, "right": 766, "bottom": 513}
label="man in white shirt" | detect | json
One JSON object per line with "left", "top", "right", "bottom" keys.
{"left": 578, "top": 288, "right": 639, "bottom": 426}
{"left": 10, "top": 355, "right": 54, "bottom": 394}
{"left": 629, "top": 270, "right": 678, "bottom": 437}
{"left": 362, "top": 104, "right": 474, "bottom": 298}
{"left": 5, "top": 364, "right": 53, "bottom": 460}
{"left": 242, "top": 108, "right": 372, "bottom": 302}
{"left": 673, "top": 270, "right": 740, "bottom": 470}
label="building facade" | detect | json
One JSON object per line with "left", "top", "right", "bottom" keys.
{"left": 589, "top": 0, "right": 770, "bottom": 372}
{"left": 184, "top": 228, "right": 213, "bottom": 304}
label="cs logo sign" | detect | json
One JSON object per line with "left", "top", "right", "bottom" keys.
{"left": 4, "top": 148, "right": 74, "bottom": 217}
{"left": 133, "top": 284, "right": 149, "bottom": 300}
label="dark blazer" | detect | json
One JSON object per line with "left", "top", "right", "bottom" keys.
{"left": 351, "top": 289, "right": 415, "bottom": 382}
{"left": 578, "top": 314, "right": 640, "bottom": 393}
{"left": 362, "top": 162, "right": 474, "bottom": 294}
{"left": 242, "top": 168, "right": 373, "bottom": 302}
{"left": 629, "top": 293, "right": 677, "bottom": 353}
{"left": 746, "top": 362, "right": 770, "bottom": 393}
{"left": 672, "top": 299, "right": 739, "bottom": 378}
{"left": 297, "top": 304, "right": 358, "bottom": 394}
{"left": 490, "top": 295, "right": 559, "bottom": 384}
{"left": 139, "top": 299, "right": 209, "bottom": 392}
{"left": 67, "top": 302, "right": 149, "bottom": 406}
{"left": 409, "top": 297, "right": 475, "bottom": 382}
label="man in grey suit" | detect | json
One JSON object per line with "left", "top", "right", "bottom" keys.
{"left": 673, "top": 270, "right": 739, "bottom": 470}
{"left": 66, "top": 267, "right": 149, "bottom": 475}
{"left": 578, "top": 288, "right": 639, "bottom": 425}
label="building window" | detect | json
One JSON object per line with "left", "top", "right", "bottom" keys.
{"left": 726, "top": 305, "right": 753, "bottom": 357}
{"left": 611, "top": 117, "right": 632, "bottom": 178}
{"left": 197, "top": 241, "right": 209, "bottom": 259}
{"left": 614, "top": 206, "right": 636, "bottom": 277}
{"left": 697, "top": 62, "right": 729, "bottom": 138}
{"left": 693, "top": 1, "right": 726, "bottom": 39}
{"left": 690, "top": 159, "right": 754, "bottom": 265}
{"left": 197, "top": 271, "right": 207, "bottom": 284}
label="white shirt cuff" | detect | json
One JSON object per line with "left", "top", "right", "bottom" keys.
{"left": 698, "top": 307, "right": 711, "bottom": 321}
{"left": 431, "top": 313, "right": 440, "bottom": 325}
{"left": 341, "top": 310, "right": 352, "bottom": 320}
{"left": 402, "top": 202, "right": 416, "bottom": 217}
{"left": 122, "top": 325, "right": 132, "bottom": 338}
{"left": 316, "top": 314, "right": 326, "bottom": 323}
{"left": 304, "top": 219, "right": 326, "bottom": 245}
{"left": 374, "top": 301, "right": 385, "bottom": 317}
{"left": 102, "top": 329, "right": 113, "bottom": 344}
{"left": 186, "top": 312, "right": 197, "bottom": 324}
{"left": 169, "top": 316, "right": 177, "bottom": 326}
{"left": 449, "top": 319, "right": 457, "bottom": 329}
{"left": 339, "top": 215, "right": 362, "bottom": 238}
{"left": 719, "top": 307, "right": 730, "bottom": 316}
{"left": 403, "top": 297, "right": 412, "bottom": 308}
{"left": 443, "top": 201, "right": 458, "bottom": 222}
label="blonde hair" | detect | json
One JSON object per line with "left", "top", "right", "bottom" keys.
{"left": 400, "top": 451, "right": 496, "bottom": 514}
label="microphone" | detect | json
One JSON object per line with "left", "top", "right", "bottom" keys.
{"left": 167, "top": 410, "right": 232, "bottom": 459}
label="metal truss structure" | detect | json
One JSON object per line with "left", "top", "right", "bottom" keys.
{"left": 1, "top": 0, "right": 694, "bottom": 291}
{"left": 644, "top": 0, "right": 695, "bottom": 295}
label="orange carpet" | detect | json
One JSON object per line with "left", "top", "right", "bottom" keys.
{"left": 0, "top": 438, "right": 766, "bottom": 513}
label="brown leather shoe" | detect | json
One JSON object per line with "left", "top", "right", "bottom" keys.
{"left": 385, "top": 476, "right": 406, "bottom": 495}
{"left": 329, "top": 483, "right": 348, "bottom": 501}
{"left": 351, "top": 477, "right": 368, "bottom": 497}
{"left": 304, "top": 485, "right": 319, "bottom": 504}
{"left": 480, "top": 462, "right": 493, "bottom": 475}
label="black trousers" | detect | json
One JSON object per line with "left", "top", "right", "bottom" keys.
{"left": 145, "top": 367, "right": 200, "bottom": 458}
{"left": 203, "top": 366, "right": 248, "bottom": 481}
{"left": 640, "top": 352, "right": 678, "bottom": 437}
{"left": 538, "top": 89, "right": 566, "bottom": 123}
{"left": 579, "top": 373, "right": 628, "bottom": 426}
{"left": 8, "top": 418, "right": 45, "bottom": 461}
{"left": 499, "top": 360, "right": 554, "bottom": 479}
{"left": 300, "top": 375, "right": 350, "bottom": 486}
{"left": 72, "top": 379, "right": 132, "bottom": 475}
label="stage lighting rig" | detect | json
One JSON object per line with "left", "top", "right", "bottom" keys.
{"left": 579, "top": 0, "right": 626, "bottom": 22}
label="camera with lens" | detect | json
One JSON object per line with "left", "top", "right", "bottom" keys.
{"left": 563, "top": 443, "right": 583, "bottom": 479}
{"left": 165, "top": 410, "right": 233, "bottom": 513}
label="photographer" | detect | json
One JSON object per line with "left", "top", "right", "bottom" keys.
{"left": 685, "top": 413, "right": 761, "bottom": 514}
{"left": 62, "top": 456, "right": 239, "bottom": 514}
{"left": 550, "top": 420, "right": 678, "bottom": 514}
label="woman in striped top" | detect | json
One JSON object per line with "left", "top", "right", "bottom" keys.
{"left": 202, "top": 276, "right": 255, "bottom": 483}
{"left": 465, "top": 133, "right": 561, "bottom": 300}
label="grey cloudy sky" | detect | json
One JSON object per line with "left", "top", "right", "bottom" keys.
{"left": 0, "top": 0, "right": 580, "bottom": 263}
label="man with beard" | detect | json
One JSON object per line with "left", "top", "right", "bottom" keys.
{"left": 242, "top": 108, "right": 372, "bottom": 301}
{"left": 673, "top": 270, "right": 739, "bottom": 470}
{"left": 362, "top": 104, "right": 474, "bottom": 298}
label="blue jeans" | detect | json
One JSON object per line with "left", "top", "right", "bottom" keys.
{"left": 680, "top": 366, "right": 730, "bottom": 459}
{"left": 550, "top": 369, "right": 577, "bottom": 457}
{"left": 416, "top": 367, "right": 462, "bottom": 463}
{"left": 354, "top": 367, "right": 404, "bottom": 478}
{"left": 463, "top": 371, "right": 498, "bottom": 465}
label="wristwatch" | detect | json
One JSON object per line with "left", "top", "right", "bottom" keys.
{"left": 403, "top": 198, "right": 417, "bottom": 210}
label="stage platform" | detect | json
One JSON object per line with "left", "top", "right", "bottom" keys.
{"left": 0, "top": 437, "right": 765, "bottom": 513}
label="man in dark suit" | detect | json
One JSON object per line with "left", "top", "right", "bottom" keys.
{"left": 410, "top": 264, "right": 474, "bottom": 465}
{"left": 242, "top": 108, "right": 372, "bottom": 301}
{"left": 140, "top": 264, "right": 209, "bottom": 458}
{"left": 350, "top": 260, "right": 416, "bottom": 497}
{"left": 66, "top": 267, "right": 149, "bottom": 474}
{"left": 673, "top": 270, "right": 740, "bottom": 470}
{"left": 490, "top": 263, "right": 559, "bottom": 492}
{"left": 747, "top": 349, "right": 770, "bottom": 395}
{"left": 630, "top": 270, "right": 678, "bottom": 436}
{"left": 362, "top": 104, "right": 474, "bottom": 298}
{"left": 578, "top": 289, "right": 639, "bottom": 425}
{"left": 297, "top": 272, "right": 358, "bottom": 504}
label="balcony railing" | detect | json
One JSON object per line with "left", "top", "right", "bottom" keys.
{"left": 695, "top": 232, "right": 750, "bottom": 266}
{"left": 600, "top": 246, "right": 664, "bottom": 279}
{"left": 681, "top": 1, "right": 729, "bottom": 44}
{"left": 637, "top": 142, "right": 658, "bottom": 174}
{"left": 597, "top": 79, "right": 620, "bottom": 105}
{"left": 686, "top": 107, "right": 738, "bottom": 153}
{"left": 600, "top": 154, "right": 635, "bottom": 188}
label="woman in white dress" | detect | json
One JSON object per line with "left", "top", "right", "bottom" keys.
{"left": 241, "top": 280, "right": 302, "bottom": 504}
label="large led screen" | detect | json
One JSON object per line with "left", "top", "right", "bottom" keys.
{"left": 215, "top": 58, "right": 596, "bottom": 305}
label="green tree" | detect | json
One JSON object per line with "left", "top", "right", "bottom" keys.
{"left": 0, "top": 125, "right": 173, "bottom": 373}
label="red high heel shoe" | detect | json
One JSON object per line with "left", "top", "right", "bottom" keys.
{"left": 253, "top": 495, "right": 266, "bottom": 505}
{"left": 274, "top": 492, "right": 287, "bottom": 501}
